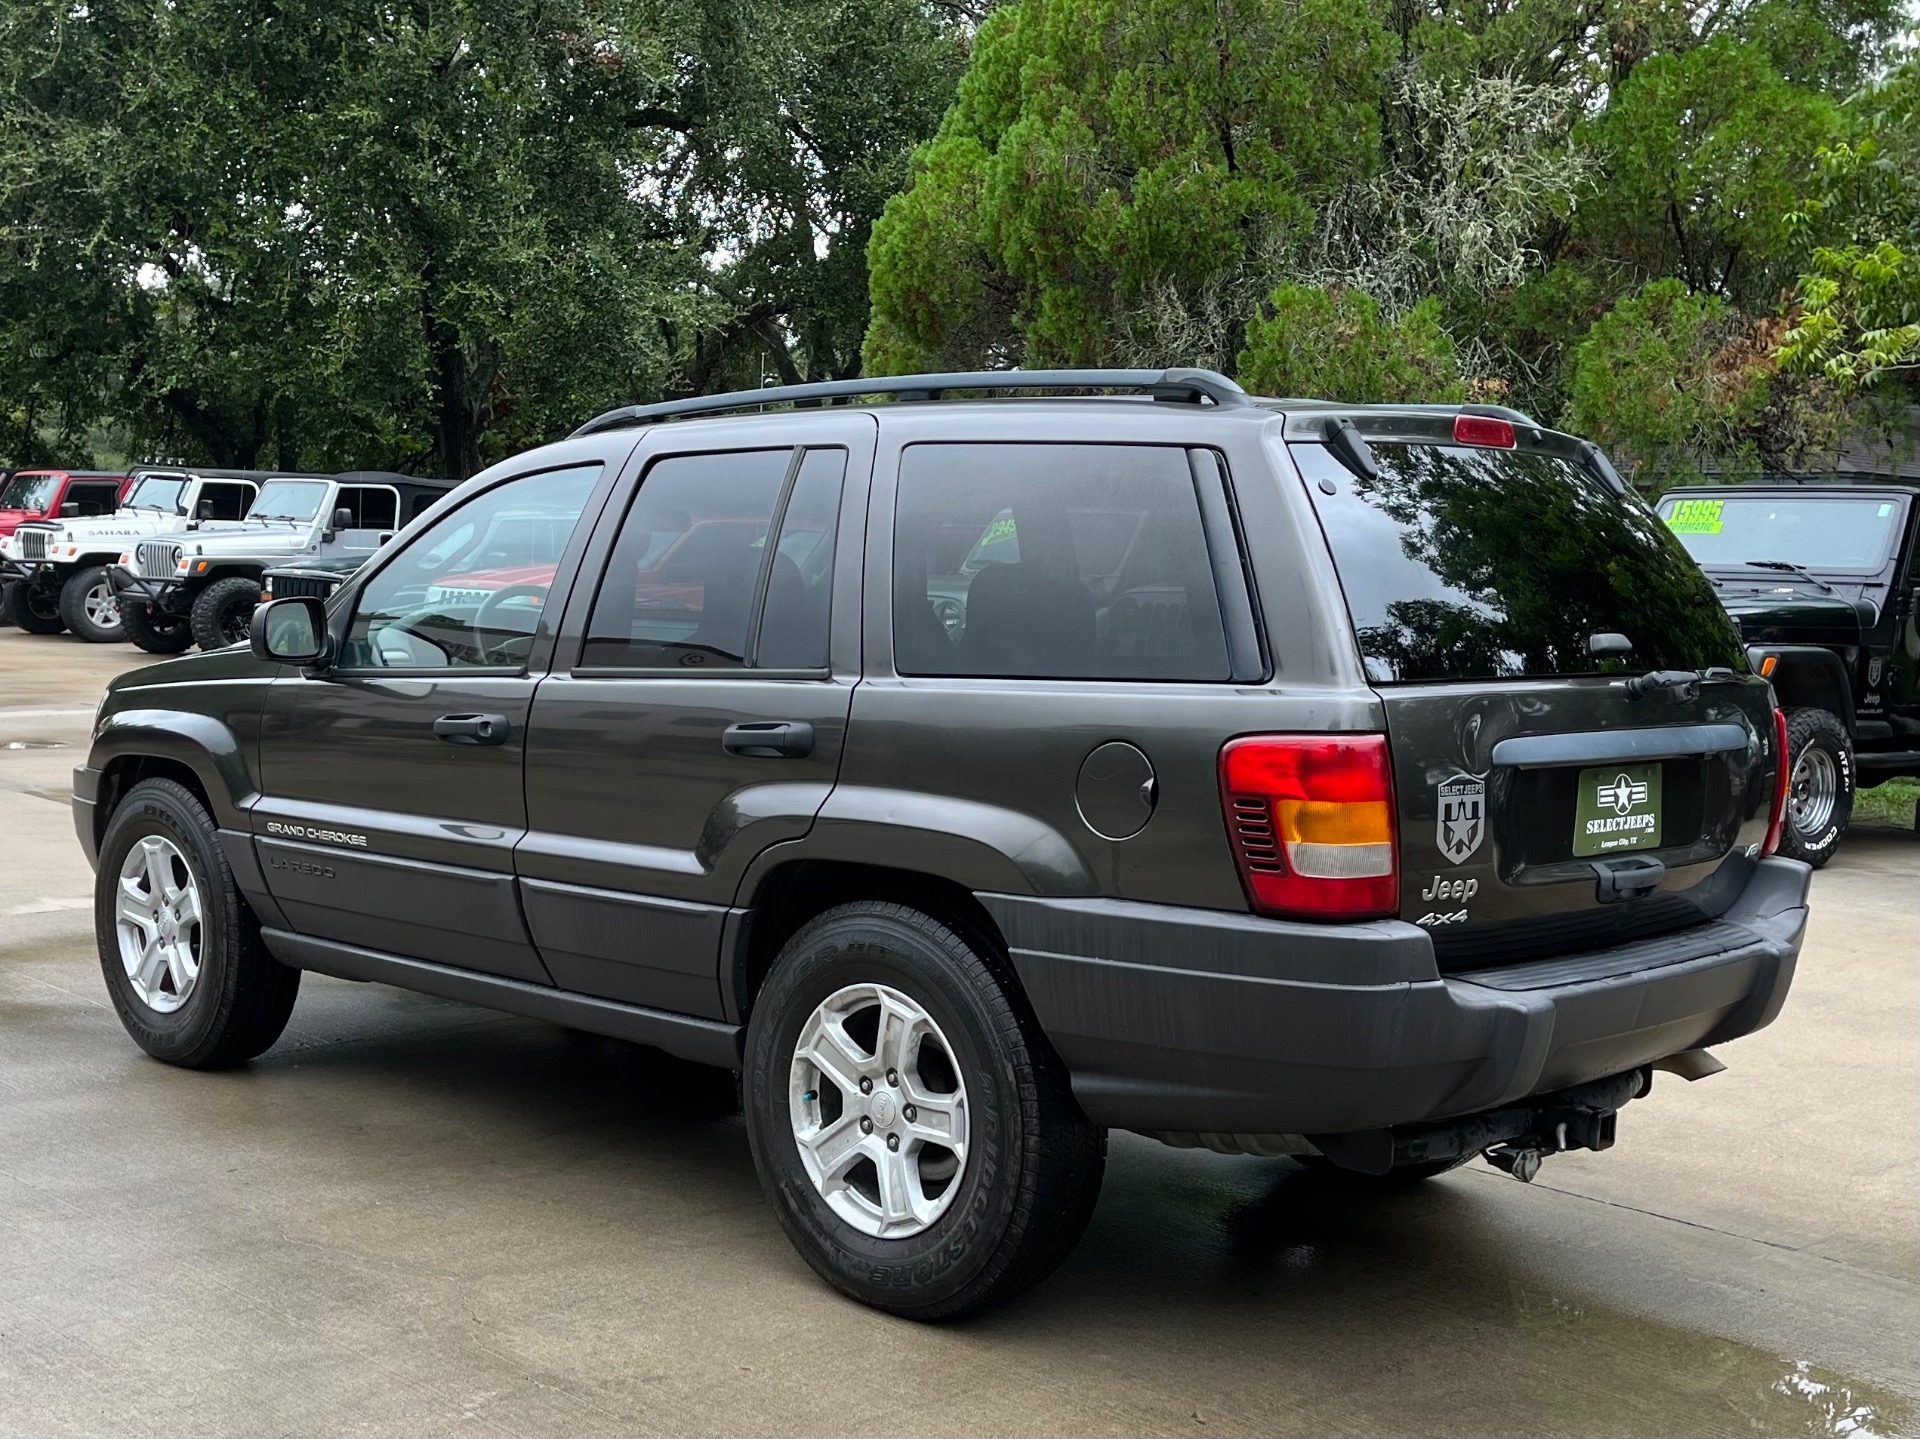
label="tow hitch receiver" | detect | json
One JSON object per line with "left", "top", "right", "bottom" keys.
{"left": 1309, "top": 1068, "right": 1648, "bottom": 1177}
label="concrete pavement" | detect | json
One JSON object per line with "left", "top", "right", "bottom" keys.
{"left": 2, "top": 624, "right": 1916, "bottom": 1437}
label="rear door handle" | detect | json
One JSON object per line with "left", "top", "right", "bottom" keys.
{"left": 722, "top": 720, "right": 814, "bottom": 759}
{"left": 433, "top": 713, "right": 511, "bottom": 746}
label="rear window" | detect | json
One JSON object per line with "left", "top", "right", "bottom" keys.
{"left": 1294, "top": 441, "right": 1744, "bottom": 683}
{"left": 1657, "top": 493, "right": 1905, "bottom": 572}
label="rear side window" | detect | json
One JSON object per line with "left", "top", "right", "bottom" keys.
{"left": 581, "top": 447, "right": 845, "bottom": 671}
{"left": 893, "top": 444, "right": 1234, "bottom": 681}
{"left": 1294, "top": 441, "right": 1744, "bottom": 683}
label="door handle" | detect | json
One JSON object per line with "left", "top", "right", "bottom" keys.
{"left": 433, "top": 713, "right": 511, "bottom": 746}
{"left": 722, "top": 720, "right": 814, "bottom": 759}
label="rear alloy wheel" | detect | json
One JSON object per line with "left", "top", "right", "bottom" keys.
{"left": 58, "top": 565, "right": 126, "bottom": 642}
{"left": 120, "top": 600, "right": 196, "bottom": 654}
{"left": 189, "top": 577, "right": 264, "bottom": 651}
{"left": 1780, "top": 707, "right": 1853, "bottom": 868}
{"left": 4, "top": 575, "right": 66, "bottom": 634}
{"left": 744, "top": 901, "right": 1106, "bottom": 1320}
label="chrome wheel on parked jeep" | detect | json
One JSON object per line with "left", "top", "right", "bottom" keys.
{"left": 114, "top": 835, "right": 204, "bottom": 1013}
{"left": 789, "top": 981, "right": 970, "bottom": 1239}
{"left": 1779, "top": 707, "right": 1853, "bottom": 868}
{"left": 59, "top": 567, "right": 126, "bottom": 642}
{"left": 1789, "top": 743, "right": 1837, "bottom": 836}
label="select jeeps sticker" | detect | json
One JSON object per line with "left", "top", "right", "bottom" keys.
{"left": 1436, "top": 774, "right": 1485, "bottom": 864}
{"left": 265, "top": 820, "right": 368, "bottom": 849}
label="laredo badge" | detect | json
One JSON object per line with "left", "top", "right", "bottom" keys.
{"left": 1436, "top": 774, "right": 1485, "bottom": 864}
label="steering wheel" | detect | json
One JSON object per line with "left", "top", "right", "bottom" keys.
{"left": 473, "top": 583, "right": 550, "bottom": 666}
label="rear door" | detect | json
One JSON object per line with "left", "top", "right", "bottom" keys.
{"left": 1289, "top": 432, "right": 1779, "bottom": 968}
{"left": 517, "top": 416, "right": 874, "bottom": 1018}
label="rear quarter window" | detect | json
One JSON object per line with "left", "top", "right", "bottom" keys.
{"left": 1293, "top": 440, "right": 1745, "bottom": 683}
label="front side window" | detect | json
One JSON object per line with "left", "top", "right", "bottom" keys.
{"left": 67, "top": 482, "right": 121, "bottom": 516}
{"left": 581, "top": 447, "right": 846, "bottom": 671}
{"left": 892, "top": 443, "right": 1233, "bottom": 681}
{"left": 336, "top": 486, "right": 400, "bottom": 529}
{"left": 342, "top": 465, "right": 600, "bottom": 670}
{"left": 197, "top": 482, "right": 257, "bottom": 522}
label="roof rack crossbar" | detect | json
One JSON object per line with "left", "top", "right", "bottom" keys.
{"left": 570, "top": 367, "right": 1248, "bottom": 438}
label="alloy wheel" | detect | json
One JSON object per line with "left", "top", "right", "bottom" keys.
{"left": 788, "top": 981, "right": 970, "bottom": 1239}
{"left": 115, "top": 836, "right": 204, "bottom": 1014}
{"left": 85, "top": 579, "right": 121, "bottom": 631}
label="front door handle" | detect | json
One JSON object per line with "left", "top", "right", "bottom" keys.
{"left": 434, "top": 712, "right": 511, "bottom": 746}
{"left": 722, "top": 720, "right": 814, "bottom": 759}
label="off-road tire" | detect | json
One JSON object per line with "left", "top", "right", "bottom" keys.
{"left": 743, "top": 901, "right": 1106, "bottom": 1320}
{"left": 1779, "top": 707, "right": 1852, "bottom": 868}
{"left": 4, "top": 575, "right": 66, "bottom": 633}
{"left": 0, "top": 579, "right": 13, "bottom": 627}
{"left": 189, "top": 576, "right": 263, "bottom": 652}
{"left": 95, "top": 778, "right": 300, "bottom": 1068}
{"left": 120, "top": 599, "right": 196, "bottom": 654}
{"left": 58, "top": 565, "right": 125, "bottom": 642}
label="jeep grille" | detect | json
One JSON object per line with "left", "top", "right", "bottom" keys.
{"left": 138, "top": 541, "right": 182, "bottom": 577}
{"left": 18, "top": 529, "right": 47, "bottom": 560}
{"left": 268, "top": 574, "right": 340, "bottom": 601}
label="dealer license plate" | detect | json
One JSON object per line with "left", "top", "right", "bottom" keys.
{"left": 1573, "top": 763, "right": 1663, "bottom": 857}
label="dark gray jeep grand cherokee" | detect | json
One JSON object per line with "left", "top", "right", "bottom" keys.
{"left": 76, "top": 369, "right": 1807, "bottom": 1319}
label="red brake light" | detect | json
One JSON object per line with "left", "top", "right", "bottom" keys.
{"left": 1453, "top": 414, "right": 1516, "bottom": 448}
{"left": 1220, "top": 735, "right": 1398, "bottom": 920}
{"left": 1762, "top": 707, "right": 1791, "bottom": 858}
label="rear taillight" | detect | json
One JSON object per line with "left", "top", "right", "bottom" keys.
{"left": 1453, "top": 413, "right": 1516, "bottom": 448}
{"left": 1762, "top": 707, "right": 1791, "bottom": 858}
{"left": 1220, "top": 735, "right": 1398, "bottom": 920}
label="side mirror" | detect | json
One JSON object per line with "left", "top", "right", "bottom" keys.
{"left": 58, "top": 502, "right": 80, "bottom": 518}
{"left": 333, "top": 507, "right": 353, "bottom": 530}
{"left": 250, "top": 597, "right": 330, "bottom": 668}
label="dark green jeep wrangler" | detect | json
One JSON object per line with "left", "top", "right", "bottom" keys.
{"left": 1658, "top": 480, "right": 1920, "bottom": 862}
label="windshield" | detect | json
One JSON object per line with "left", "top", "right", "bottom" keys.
{"left": 249, "top": 479, "right": 330, "bottom": 522}
{"left": 0, "top": 474, "right": 60, "bottom": 512}
{"left": 1657, "top": 494, "right": 1905, "bottom": 573}
{"left": 124, "top": 474, "right": 188, "bottom": 511}
{"left": 1295, "top": 440, "right": 1745, "bottom": 684}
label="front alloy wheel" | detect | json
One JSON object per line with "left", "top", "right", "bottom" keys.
{"left": 789, "top": 981, "right": 969, "bottom": 1239}
{"left": 114, "top": 835, "right": 204, "bottom": 1013}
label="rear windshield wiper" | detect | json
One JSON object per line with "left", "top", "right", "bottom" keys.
{"left": 1740, "top": 559, "right": 1835, "bottom": 594}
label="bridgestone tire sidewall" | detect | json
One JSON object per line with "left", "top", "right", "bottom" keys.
{"left": 1782, "top": 708, "right": 1853, "bottom": 868}
{"left": 121, "top": 601, "right": 196, "bottom": 654}
{"left": 744, "top": 910, "right": 1024, "bottom": 1313}
{"left": 96, "top": 781, "right": 251, "bottom": 1065}
{"left": 59, "top": 566, "right": 125, "bottom": 642}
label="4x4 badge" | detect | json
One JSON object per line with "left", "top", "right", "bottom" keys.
{"left": 1437, "top": 775, "right": 1485, "bottom": 864}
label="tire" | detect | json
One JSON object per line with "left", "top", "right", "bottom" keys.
{"left": 58, "top": 565, "right": 126, "bottom": 642}
{"left": 1779, "top": 707, "right": 1853, "bottom": 868}
{"left": 189, "top": 576, "right": 263, "bottom": 651}
{"left": 94, "top": 777, "right": 300, "bottom": 1068}
{"left": 0, "top": 579, "right": 12, "bottom": 627}
{"left": 743, "top": 901, "right": 1106, "bottom": 1320}
{"left": 120, "top": 599, "right": 196, "bottom": 654}
{"left": 4, "top": 575, "right": 66, "bottom": 633}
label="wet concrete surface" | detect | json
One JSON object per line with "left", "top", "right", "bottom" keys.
{"left": 2, "top": 625, "right": 1917, "bottom": 1436}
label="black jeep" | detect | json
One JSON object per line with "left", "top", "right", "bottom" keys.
{"left": 76, "top": 370, "right": 1806, "bottom": 1320}
{"left": 1658, "top": 480, "right": 1920, "bottom": 862}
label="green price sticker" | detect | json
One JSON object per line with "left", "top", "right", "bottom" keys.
{"left": 1664, "top": 498, "right": 1724, "bottom": 534}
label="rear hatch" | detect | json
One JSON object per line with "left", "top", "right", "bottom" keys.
{"left": 1288, "top": 419, "right": 1778, "bottom": 970}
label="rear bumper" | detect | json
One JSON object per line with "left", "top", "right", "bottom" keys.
{"left": 980, "top": 857, "right": 1809, "bottom": 1136}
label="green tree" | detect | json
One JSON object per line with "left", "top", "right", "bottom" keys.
{"left": 1237, "top": 285, "right": 1463, "bottom": 403}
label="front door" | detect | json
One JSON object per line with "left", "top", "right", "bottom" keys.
{"left": 255, "top": 461, "right": 610, "bottom": 981}
{"left": 520, "top": 417, "right": 874, "bottom": 1018}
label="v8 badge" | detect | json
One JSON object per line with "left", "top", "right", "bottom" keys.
{"left": 1437, "top": 774, "right": 1486, "bottom": 864}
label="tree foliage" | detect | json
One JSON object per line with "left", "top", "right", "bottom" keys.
{"left": 1238, "top": 286, "right": 1463, "bottom": 405}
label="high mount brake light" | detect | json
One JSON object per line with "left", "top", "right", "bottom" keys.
{"left": 1220, "top": 735, "right": 1399, "bottom": 920}
{"left": 1453, "top": 414, "right": 1516, "bottom": 448}
{"left": 1762, "top": 707, "right": 1791, "bottom": 858}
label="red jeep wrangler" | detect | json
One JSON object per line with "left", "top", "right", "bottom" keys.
{"left": 0, "top": 469, "right": 130, "bottom": 630}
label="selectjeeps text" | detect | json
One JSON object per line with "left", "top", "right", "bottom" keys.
{"left": 76, "top": 369, "right": 1807, "bottom": 1319}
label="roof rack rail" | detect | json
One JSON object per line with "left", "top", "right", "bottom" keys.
{"left": 570, "top": 367, "right": 1248, "bottom": 438}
